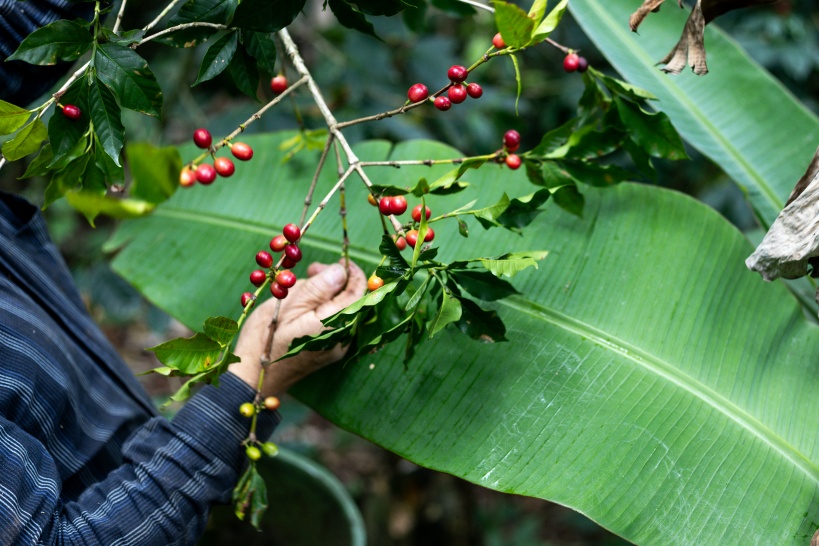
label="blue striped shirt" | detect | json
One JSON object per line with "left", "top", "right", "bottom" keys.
{"left": 0, "top": 192, "right": 278, "bottom": 544}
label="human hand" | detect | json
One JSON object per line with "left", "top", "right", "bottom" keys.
{"left": 229, "top": 260, "right": 367, "bottom": 397}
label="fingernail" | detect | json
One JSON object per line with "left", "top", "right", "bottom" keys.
{"left": 323, "top": 263, "right": 346, "bottom": 287}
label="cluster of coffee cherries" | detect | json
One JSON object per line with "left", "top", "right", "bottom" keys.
{"left": 501, "top": 129, "right": 522, "bottom": 170}
{"left": 563, "top": 52, "right": 589, "bottom": 73}
{"left": 240, "top": 223, "right": 304, "bottom": 307}
{"left": 238, "top": 397, "right": 280, "bottom": 461}
{"left": 407, "top": 64, "right": 483, "bottom": 112}
{"left": 179, "top": 128, "right": 255, "bottom": 187}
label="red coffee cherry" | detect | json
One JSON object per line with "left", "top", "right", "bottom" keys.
{"left": 503, "top": 129, "right": 521, "bottom": 152}
{"left": 281, "top": 257, "right": 297, "bottom": 269}
{"left": 249, "top": 269, "right": 267, "bottom": 287}
{"left": 563, "top": 53, "right": 580, "bottom": 73}
{"left": 390, "top": 195, "right": 408, "bottom": 215}
{"left": 466, "top": 83, "right": 483, "bottom": 99}
{"left": 179, "top": 168, "right": 196, "bottom": 187}
{"left": 276, "top": 270, "right": 297, "bottom": 288}
{"left": 241, "top": 292, "right": 256, "bottom": 308}
{"left": 270, "top": 235, "right": 288, "bottom": 253}
{"left": 394, "top": 235, "right": 407, "bottom": 250}
{"left": 424, "top": 227, "right": 435, "bottom": 242}
{"left": 284, "top": 244, "right": 302, "bottom": 263}
{"left": 270, "top": 282, "right": 288, "bottom": 299}
{"left": 407, "top": 83, "right": 429, "bottom": 103}
{"left": 282, "top": 223, "right": 301, "bottom": 242}
{"left": 411, "top": 204, "right": 431, "bottom": 223}
{"left": 492, "top": 33, "right": 506, "bottom": 49}
{"left": 256, "top": 251, "right": 273, "bottom": 268}
{"left": 505, "top": 154, "right": 522, "bottom": 170}
{"left": 231, "top": 142, "right": 253, "bottom": 161}
{"left": 379, "top": 196, "right": 393, "bottom": 216}
{"left": 195, "top": 163, "right": 217, "bottom": 184}
{"left": 62, "top": 104, "right": 81, "bottom": 120}
{"left": 434, "top": 96, "right": 451, "bottom": 111}
{"left": 405, "top": 229, "right": 419, "bottom": 248}
{"left": 447, "top": 65, "right": 468, "bottom": 83}
{"left": 270, "top": 75, "right": 288, "bottom": 94}
{"left": 447, "top": 85, "right": 467, "bottom": 104}
{"left": 193, "top": 128, "right": 212, "bottom": 149}
{"left": 214, "top": 157, "right": 235, "bottom": 177}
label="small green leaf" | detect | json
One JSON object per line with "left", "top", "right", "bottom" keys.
{"left": 469, "top": 193, "right": 512, "bottom": 229}
{"left": 105, "top": 28, "right": 146, "bottom": 46}
{"left": 430, "top": 290, "right": 462, "bottom": 338}
{"left": 6, "top": 19, "right": 92, "bottom": 65}
{"left": 203, "top": 316, "right": 239, "bottom": 345}
{"left": 44, "top": 153, "right": 90, "bottom": 208}
{"left": 88, "top": 77, "right": 125, "bottom": 167}
{"left": 2, "top": 119, "right": 47, "bottom": 161}
{"left": 0, "top": 100, "right": 31, "bottom": 136}
{"left": 125, "top": 142, "right": 181, "bottom": 204}
{"left": 404, "top": 276, "right": 431, "bottom": 313}
{"left": 478, "top": 251, "right": 549, "bottom": 278}
{"left": 19, "top": 144, "right": 54, "bottom": 179}
{"left": 232, "top": 462, "right": 269, "bottom": 529}
{"left": 323, "top": 279, "right": 405, "bottom": 327}
{"left": 528, "top": 0, "right": 548, "bottom": 23}
{"left": 510, "top": 53, "right": 522, "bottom": 116}
{"left": 241, "top": 31, "right": 277, "bottom": 75}
{"left": 94, "top": 138, "right": 125, "bottom": 186}
{"left": 614, "top": 96, "right": 689, "bottom": 160}
{"left": 328, "top": 0, "right": 380, "bottom": 39}
{"left": 530, "top": 0, "right": 569, "bottom": 44}
{"left": 450, "top": 270, "right": 519, "bottom": 301}
{"left": 528, "top": 119, "right": 577, "bottom": 157}
{"left": 496, "top": 188, "right": 552, "bottom": 229}
{"left": 147, "top": 333, "right": 223, "bottom": 375}
{"left": 455, "top": 297, "right": 507, "bottom": 342}
{"left": 194, "top": 31, "right": 239, "bottom": 86}
{"left": 379, "top": 234, "right": 410, "bottom": 271}
{"left": 457, "top": 218, "right": 469, "bottom": 237}
{"left": 232, "top": 0, "right": 307, "bottom": 32}
{"left": 493, "top": 1, "right": 535, "bottom": 49}
{"left": 95, "top": 43, "right": 163, "bottom": 117}
{"left": 65, "top": 192, "right": 156, "bottom": 223}
{"left": 590, "top": 67, "right": 657, "bottom": 101}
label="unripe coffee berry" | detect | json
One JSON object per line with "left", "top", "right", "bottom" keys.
{"left": 434, "top": 96, "right": 451, "bottom": 111}
{"left": 563, "top": 53, "right": 580, "bottom": 73}
{"left": 196, "top": 163, "right": 217, "bottom": 184}
{"left": 256, "top": 251, "right": 273, "bottom": 268}
{"left": 179, "top": 167, "right": 196, "bottom": 187}
{"left": 367, "top": 194, "right": 378, "bottom": 207}
{"left": 231, "top": 142, "right": 253, "bottom": 161}
{"left": 270, "top": 75, "right": 288, "bottom": 94}
{"left": 263, "top": 396, "right": 280, "bottom": 411}
{"left": 466, "top": 83, "right": 483, "bottom": 99}
{"left": 492, "top": 33, "right": 506, "bottom": 49}
{"left": 407, "top": 83, "right": 429, "bottom": 103}
{"left": 448, "top": 85, "right": 467, "bottom": 104}
{"left": 503, "top": 129, "right": 521, "bottom": 152}
{"left": 262, "top": 441, "right": 279, "bottom": 458}
{"left": 379, "top": 196, "right": 393, "bottom": 216}
{"left": 270, "top": 282, "right": 288, "bottom": 299}
{"left": 62, "top": 104, "right": 82, "bottom": 120}
{"left": 447, "top": 65, "right": 468, "bottom": 83}
{"left": 367, "top": 275, "right": 385, "bottom": 291}
{"left": 284, "top": 244, "right": 302, "bottom": 263}
{"left": 239, "top": 402, "right": 255, "bottom": 418}
{"left": 214, "top": 157, "right": 235, "bottom": 177}
{"left": 276, "top": 270, "right": 297, "bottom": 288}
{"left": 424, "top": 227, "right": 435, "bottom": 242}
{"left": 246, "top": 445, "right": 262, "bottom": 461}
{"left": 249, "top": 269, "right": 267, "bottom": 286}
{"left": 406, "top": 229, "right": 419, "bottom": 248}
{"left": 505, "top": 154, "right": 522, "bottom": 170}
{"left": 270, "top": 235, "right": 288, "bottom": 253}
{"left": 577, "top": 56, "right": 589, "bottom": 73}
{"left": 390, "top": 195, "right": 408, "bottom": 215}
{"left": 411, "top": 204, "right": 431, "bottom": 223}
{"left": 282, "top": 223, "right": 301, "bottom": 242}
{"left": 241, "top": 292, "right": 256, "bottom": 308}
{"left": 193, "top": 128, "right": 212, "bottom": 149}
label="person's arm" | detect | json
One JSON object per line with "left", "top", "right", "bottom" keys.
{"left": 0, "top": 0, "right": 94, "bottom": 105}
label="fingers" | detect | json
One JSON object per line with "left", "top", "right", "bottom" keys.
{"left": 285, "top": 262, "right": 349, "bottom": 315}
{"left": 316, "top": 260, "right": 367, "bottom": 320}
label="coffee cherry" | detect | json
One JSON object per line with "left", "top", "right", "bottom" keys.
{"left": 424, "top": 227, "right": 435, "bottom": 242}
{"left": 276, "top": 270, "right": 297, "bottom": 288}
{"left": 406, "top": 229, "right": 419, "bottom": 248}
{"left": 62, "top": 104, "right": 81, "bottom": 120}
{"left": 193, "top": 128, "right": 212, "bottom": 149}
{"left": 407, "top": 83, "right": 429, "bottom": 103}
{"left": 246, "top": 445, "right": 262, "bottom": 461}
{"left": 282, "top": 223, "right": 301, "bottom": 242}
{"left": 214, "top": 157, "right": 235, "bottom": 177}
{"left": 241, "top": 292, "right": 256, "bottom": 308}
{"left": 270, "top": 282, "right": 288, "bottom": 299}
{"left": 284, "top": 244, "right": 302, "bottom": 263}
{"left": 434, "top": 96, "right": 452, "bottom": 111}
{"left": 239, "top": 402, "right": 255, "bottom": 418}
{"left": 505, "top": 154, "right": 522, "bottom": 170}
{"left": 262, "top": 441, "right": 279, "bottom": 458}
{"left": 411, "top": 204, "right": 431, "bottom": 223}
{"left": 394, "top": 235, "right": 407, "bottom": 250}
{"left": 256, "top": 251, "right": 273, "bottom": 269}
{"left": 503, "top": 129, "right": 521, "bottom": 152}
{"left": 563, "top": 53, "right": 580, "bottom": 73}
{"left": 492, "top": 33, "right": 506, "bottom": 49}
{"left": 196, "top": 163, "right": 217, "bottom": 184}
{"left": 577, "top": 56, "right": 589, "bottom": 73}
{"left": 379, "top": 196, "right": 393, "bottom": 216}
{"left": 367, "top": 194, "right": 378, "bottom": 207}
{"left": 263, "top": 396, "right": 280, "bottom": 411}
{"left": 270, "top": 75, "right": 288, "bottom": 94}
{"left": 448, "top": 85, "right": 467, "bottom": 104}
{"left": 179, "top": 167, "right": 196, "bottom": 187}
{"left": 270, "top": 235, "right": 288, "bottom": 253}
{"left": 390, "top": 195, "right": 408, "bottom": 215}
{"left": 367, "top": 275, "right": 385, "bottom": 291}
{"left": 447, "top": 65, "right": 468, "bottom": 83}
{"left": 249, "top": 269, "right": 267, "bottom": 287}
{"left": 231, "top": 142, "right": 253, "bottom": 161}
{"left": 466, "top": 83, "right": 483, "bottom": 99}
{"left": 281, "top": 257, "right": 298, "bottom": 269}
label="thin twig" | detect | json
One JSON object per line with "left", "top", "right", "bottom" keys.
{"left": 143, "top": 0, "right": 187, "bottom": 32}
{"left": 139, "top": 22, "right": 228, "bottom": 45}
{"left": 299, "top": 134, "right": 335, "bottom": 226}
{"left": 112, "top": 0, "right": 128, "bottom": 33}
{"left": 456, "top": 0, "right": 495, "bottom": 12}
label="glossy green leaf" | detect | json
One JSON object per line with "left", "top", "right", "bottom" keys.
{"left": 0, "top": 100, "right": 31, "bottom": 136}
{"left": 1, "top": 118, "right": 47, "bottom": 161}
{"left": 95, "top": 43, "right": 163, "bottom": 117}
{"left": 528, "top": 0, "right": 547, "bottom": 23}
{"left": 450, "top": 269, "right": 519, "bottom": 302}
{"left": 110, "top": 133, "right": 819, "bottom": 545}
{"left": 613, "top": 95, "right": 688, "bottom": 160}
{"left": 64, "top": 192, "right": 155, "bottom": 222}
{"left": 125, "top": 142, "right": 181, "bottom": 204}
{"left": 429, "top": 289, "right": 462, "bottom": 338}
{"left": 147, "top": 332, "right": 223, "bottom": 375}
{"left": 6, "top": 19, "right": 92, "bottom": 65}
{"left": 328, "top": 0, "right": 380, "bottom": 39}
{"left": 530, "top": 0, "right": 568, "bottom": 44}
{"left": 477, "top": 251, "right": 548, "bottom": 278}
{"left": 19, "top": 144, "right": 54, "bottom": 179}
{"left": 228, "top": 44, "right": 260, "bottom": 100}
{"left": 455, "top": 297, "right": 507, "bottom": 342}
{"left": 203, "top": 316, "right": 240, "bottom": 345}
{"left": 492, "top": 0, "right": 534, "bottom": 49}
{"left": 241, "top": 31, "right": 277, "bottom": 75}
{"left": 232, "top": 0, "right": 306, "bottom": 32}
{"left": 569, "top": 0, "right": 819, "bottom": 228}
{"left": 44, "top": 154, "right": 89, "bottom": 208}
{"left": 194, "top": 31, "right": 239, "bottom": 86}
{"left": 48, "top": 81, "right": 90, "bottom": 162}
{"left": 88, "top": 77, "right": 125, "bottom": 167}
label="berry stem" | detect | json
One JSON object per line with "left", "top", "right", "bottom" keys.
{"left": 299, "top": 133, "right": 336, "bottom": 226}
{"left": 143, "top": 0, "right": 187, "bottom": 32}
{"left": 359, "top": 153, "right": 497, "bottom": 168}
{"left": 112, "top": 0, "right": 128, "bottom": 34}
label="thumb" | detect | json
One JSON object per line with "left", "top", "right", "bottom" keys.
{"left": 286, "top": 263, "right": 348, "bottom": 312}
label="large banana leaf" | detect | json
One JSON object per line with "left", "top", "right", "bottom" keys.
{"left": 108, "top": 133, "right": 819, "bottom": 545}
{"left": 570, "top": 0, "right": 819, "bottom": 229}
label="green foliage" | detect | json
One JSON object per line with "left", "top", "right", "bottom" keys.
{"left": 6, "top": 19, "right": 92, "bottom": 65}
{"left": 0, "top": 100, "right": 32, "bottom": 136}
{"left": 1, "top": 119, "right": 48, "bottom": 161}
{"left": 94, "top": 43, "right": 163, "bottom": 117}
